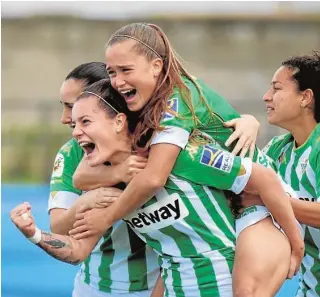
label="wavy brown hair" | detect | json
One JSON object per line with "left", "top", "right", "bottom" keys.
{"left": 107, "top": 23, "right": 213, "bottom": 152}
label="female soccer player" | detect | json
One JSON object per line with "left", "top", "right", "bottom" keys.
{"left": 11, "top": 79, "right": 304, "bottom": 297}
{"left": 49, "top": 63, "right": 160, "bottom": 297}
{"left": 69, "top": 23, "right": 303, "bottom": 296}
{"left": 226, "top": 52, "right": 320, "bottom": 297}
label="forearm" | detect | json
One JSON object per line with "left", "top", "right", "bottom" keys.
{"left": 50, "top": 191, "right": 100, "bottom": 234}
{"left": 151, "top": 274, "right": 165, "bottom": 297}
{"left": 103, "top": 169, "right": 163, "bottom": 226}
{"left": 36, "top": 229, "right": 99, "bottom": 265}
{"left": 73, "top": 158, "right": 122, "bottom": 191}
{"left": 251, "top": 166, "right": 302, "bottom": 244}
{"left": 291, "top": 199, "right": 320, "bottom": 228}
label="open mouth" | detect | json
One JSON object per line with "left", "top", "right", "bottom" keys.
{"left": 266, "top": 107, "right": 274, "bottom": 114}
{"left": 79, "top": 141, "right": 96, "bottom": 156}
{"left": 120, "top": 89, "right": 137, "bottom": 102}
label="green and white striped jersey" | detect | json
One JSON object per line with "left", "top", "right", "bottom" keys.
{"left": 145, "top": 76, "right": 301, "bottom": 295}
{"left": 124, "top": 174, "right": 235, "bottom": 297}
{"left": 263, "top": 123, "right": 320, "bottom": 297}
{"left": 151, "top": 75, "right": 276, "bottom": 169}
{"left": 49, "top": 139, "right": 160, "bottom": 293}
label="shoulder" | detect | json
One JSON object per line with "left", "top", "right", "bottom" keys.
{"left": 263, "top": 133, "right": 293, "bottom": 153}
{"left": 53, "top": 138, "right": 83, "bottom": 173}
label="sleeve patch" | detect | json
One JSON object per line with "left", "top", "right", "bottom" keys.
{"left": 52, "top": 153, "right": 65, "bottom": 178}
{"left": 200, "top": 145, "right": 234, "bottom": 173}
{"left": 163, "top": 97, "right": 179, "bottom": 121}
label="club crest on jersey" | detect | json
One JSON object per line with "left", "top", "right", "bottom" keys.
{"left": 124, "top": 193, "right": 189, "bottom": 233}
{"left": 300, "top": 158, "right": 309, "bottom": 174}
{"left": 200, "top": 145, "right": 234, "bottom": 173}
{"left": 52, "top": 153, "right": 64, "bottom": 178}
{"left": 163, "top": 97, "right": 178, "bottom": 121}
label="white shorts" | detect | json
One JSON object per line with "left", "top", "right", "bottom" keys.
{"left": 72, "top": 271, "right": 153, "bottom": 297}
{"left": 236, "top": 205, "right": 304, "bottom": 239}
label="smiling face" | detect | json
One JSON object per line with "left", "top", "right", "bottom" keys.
{"left": 72, "top": 96, "right": 130, "bottom": 166}
{"left": 263, "top": 66, "right": 306, "bottom": 129}
{"left": 59, "top": 78, "right": 84, "bottom": 126}
{"left": 105, "top": 39, "right": 163, "bottom": 112}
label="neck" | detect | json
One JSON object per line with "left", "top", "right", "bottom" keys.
{"left": 282, "top": 116, "right": 317, "bottom": 147}
{"left": 109, "top": 142, "right": 132, "bottom": 165}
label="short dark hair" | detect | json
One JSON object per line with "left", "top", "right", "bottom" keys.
{"left": 77, "top": 79, "right": 138, "bottom": 134}
{"left": 65, "top": 62, "right": 108, "bottom": 87}
{"left": 282, "top": 51, "right": 320, "bottom": 122}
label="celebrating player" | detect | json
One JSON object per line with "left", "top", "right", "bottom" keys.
{"left": 227, "top": 52, "right": 320, "bottom": 297}
{"left": 48, "top": 63, "right": 160, "bottom": 297}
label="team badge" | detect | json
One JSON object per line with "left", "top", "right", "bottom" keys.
{"left": 200, "top": 145, "right": 234, "bottom": 173}
{"left": 300, "top": 158, "right": 309, "bottom": 174}
{"left": 163, "top": 97, "right": 178, "bottom": 121}
{"left": 52, "top": 153, "right": 64, "bottom": 178}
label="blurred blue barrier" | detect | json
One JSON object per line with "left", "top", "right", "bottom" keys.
{"left": 1, "top": 185, "right": 299, "bottom": 297}
{"left": 2, "top": 185, "right": 78, "bottom": 297}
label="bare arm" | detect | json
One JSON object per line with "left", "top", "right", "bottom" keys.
{"left": 103, "top": 144, "right": 180, "bottom": 226}
{"left": 151, "top": 274, "right": 165, "bottom": 297}
{"left": 50, "top": 188, "right": 122, "bottom": 234}
{"left": 291, "top": 199, "right": 320, "bottom": 228}
{"left": 245, "top": 163, "right": 304, "bottom": 277}
{"left": 70, "top": 144, "right": 181, "bottom": 238}
{"left": 73, "top": 157, "right": 122, "bottom": 191}
{"left": 10, "top": 202, "right": 100, "bottom": 265}
{"left": 37, "top": 230, "right": 99, "bottom": 265}
{"left": 246, "top": 163, "right": 302, "bottom": 244}
{"left": 73, "top": 155, "right": 147, "bottom": 191}
{"left": 150, "top": 274, "right": 164, "bottom": 297}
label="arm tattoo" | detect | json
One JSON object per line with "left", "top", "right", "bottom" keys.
{"left": 36, "top": 231, "right": 81, "bottom": 265}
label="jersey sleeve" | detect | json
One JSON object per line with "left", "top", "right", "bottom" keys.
{"left": 172, "top": 143, "right": 253, "bottom": 194}
{"left": 262, "top": 134, "right": 291, "bottom": 162}
{"left": 150, "top": 90, "right": 196, "bottom": 149}
{"left": 48, "top": 138, "right": 83, "bottom": 212}
{"left": 310, "top": 143, "right": 320, "bottom": 200}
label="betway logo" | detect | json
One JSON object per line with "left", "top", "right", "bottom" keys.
{"left": 124, "top": 193, "right": 189, "bottom": 233}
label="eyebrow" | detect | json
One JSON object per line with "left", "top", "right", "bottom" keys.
{"left": 106, "top": 64, "right": 134, "bottom": 70}
{"left": 60, "top": 101, "right": 74, "bottom": 105}
{"left": 271, "top": 81, "right": 283, "bottom": 86}
{"left": 74, "top": 115, "right": 91, "bottom": 122}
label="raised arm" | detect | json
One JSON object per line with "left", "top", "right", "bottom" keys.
{"left": 11, "top": 202, "right": 100, "bottom": 265}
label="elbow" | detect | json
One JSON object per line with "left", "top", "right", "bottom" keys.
{"left": 145, "top": 171, "right": 167, "bottom": 191}
{"left": 246, "top": 164, "right": 276, "bottom": 193}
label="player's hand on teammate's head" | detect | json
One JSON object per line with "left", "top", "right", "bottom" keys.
{"left": 10, "top": 202, "right": 36, "bottom": 238}
{"left": 224, "top": 115, "right": 260, "bottom": 159}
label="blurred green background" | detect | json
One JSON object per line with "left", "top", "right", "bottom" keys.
{"left": 2, "top": 1, "right": 320, "bottom": 183}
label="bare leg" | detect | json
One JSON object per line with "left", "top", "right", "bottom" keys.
{"left": 233, "top": 217, "right": 291, "bottom": 297}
